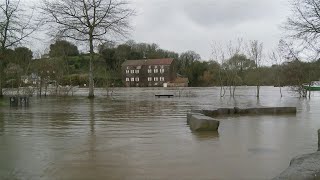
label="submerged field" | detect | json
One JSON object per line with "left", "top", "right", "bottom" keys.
{"left": 0, "top": 87, "right": 319, "bottom": 179}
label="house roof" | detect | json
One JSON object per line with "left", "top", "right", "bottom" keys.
{"left": 122, "top": 60, "right": 145, "bottom": 66}
{"left": 122, "top": 58, "right": 174, "bottom": 66}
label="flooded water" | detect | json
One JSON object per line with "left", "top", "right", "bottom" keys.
{"left": 0, "top": 87, "right": 319, "bottom": 180}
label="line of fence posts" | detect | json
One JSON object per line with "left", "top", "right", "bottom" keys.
{"left": 9, "top": 96, "right": 29, "bottom": 107}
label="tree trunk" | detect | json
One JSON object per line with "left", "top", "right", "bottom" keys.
{"left": 256, "top": 68, "right": 260, "bottom": 98}
{"left": 220, "top": 86, "right": 225, "bottom": 97}
{"left": 0, "top": 63, "right": 2, "bottom": 97}
{"left": 39, "top": 77, "right": 42, "bottom": 97}
{"left": 218, "top": 70, "right": 225, "bottom": 97}
{"left": 256, "top": 66, "right": 260, "bottom": 97}
{"left": 308, "top": 81, "right": 311, "bottom": 99}
{"left": 277, "top": 76, "right": 283, "bottom": 97}
{"left": 88, "top": 33, "right": 94, "bottom": 98}
{"left": 0, "top": 51, "right": 4, "bottom": 97}
{"left": 0, "top": 71, "right": 3, "bottom": 97}
{"left": 308, "top": 89, "right": 311, "bottom": 99}
{"left": 45, "top": 81, "right": 48, "bottom": 97}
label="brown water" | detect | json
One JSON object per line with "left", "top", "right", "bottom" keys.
{"left": 0, "top": 87, "right": 319, "bottom": 180}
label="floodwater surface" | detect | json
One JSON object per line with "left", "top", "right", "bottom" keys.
{"left": 0, "top": 87, "right": 319, "bottom": 179}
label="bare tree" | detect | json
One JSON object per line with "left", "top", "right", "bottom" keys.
{"left": 277, "top": 39, "right": 317, "bottom": 98}
{"left": 247, "top": 40, "right": 263, "bottom": 98}
{"left": 285, "top": 0, "right": 320, "bottom": 59}
{"left": 269, "top": 48, "right": 285, "bottom": 97}
{"left": 0, "top": 0, "right": 39, "bottom": 97}
{"left": 211, "top": 42, "right": 226, "bottom": 97}
{"left": 211, "top": 38, "right": 244, "bottom": 97}
{"left": 42, "top": 0, "right": 134, "bottom": 98}
{"left": 225, "top": 39, "right": 243, "bottom": 97}
{"left": 278, "top": 39, "right": 301, "bottom": 61}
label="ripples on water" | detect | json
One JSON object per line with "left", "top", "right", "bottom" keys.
{"left": 0, "top": 87, "right": 320, "bottom": 179}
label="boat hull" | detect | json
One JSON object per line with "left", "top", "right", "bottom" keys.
{"left": 303, "top": 85, "right": 320, "bottom": 91}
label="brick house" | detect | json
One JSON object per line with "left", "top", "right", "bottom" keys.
{"left": 121, "top": 58, "right": 176, "bottom": 87}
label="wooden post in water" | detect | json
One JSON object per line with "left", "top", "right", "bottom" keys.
{"left": 9, "top": 96, "right": 18, "bottom": 107}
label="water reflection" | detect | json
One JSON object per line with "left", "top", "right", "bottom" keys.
{"left": 0, "top": 113, "right": 3, "bottom": 134}
{"left": 89, "top": 98, "right": 95, "bottom": 134}
{"left": 248, "top": 147, "right": 278, "bottom": 155}
{"left": 304, "top": 99, "right": 311, "bottom": 112}
{"left": 191, "top": 131, "right": 220, "bottom": 141}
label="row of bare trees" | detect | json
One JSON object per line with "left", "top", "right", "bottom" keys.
{"left": 211, "top": 0, "right": 320, "bottom": 98}
{"left": 0, "top": 0, "right": 40, "bottom": 97}
{"left": 281, "top": 0, "right": 320, "bottom": 98}
{"left": 42, "top": 0, "right": 134, "bottom": 98}
{"left": 211, "top": 39, "right": 263, "bottom": 98}
{"left": 1, "top": 0, "right": 320, "bottom": 98}
{"left": 0, "top": 0, "right": 134, "bottom": 98}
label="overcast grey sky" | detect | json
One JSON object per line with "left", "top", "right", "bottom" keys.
{"left": 29, "top": 0, "right": 291, "bottom": 60}
{"left": 129, "top": 0, "right": 291, "bottom": 60}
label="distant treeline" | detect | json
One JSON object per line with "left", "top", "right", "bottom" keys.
{"left": 1, "top": 40, "right": 320, "bottom": 89}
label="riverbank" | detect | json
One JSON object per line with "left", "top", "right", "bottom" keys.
{"left": 273, "top": 130, "right": 320, "bottom": 179}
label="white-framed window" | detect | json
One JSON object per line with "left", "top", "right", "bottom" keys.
{"left": 148, "top": 77, "right": 152, "bottom": 82}
{"left": 154, "top": 65, "right": 158, "bottom": 69}
{"left": 154, "top": 77, "right": 159, "bottom": 81}
{"left": 135, "top": 70, "right": 139, "bottom": 74}
{"left": 130, "top": 70, "right": 135, "bottom": 74}
{"left": 160, "top": 77, "right": 165, "bottom": 81}
{"left": 126, "top": 70, "right": 130, "bottom": 74}
{"left": 160, "top": 65, "right": 164, "bottom": 69}
{"left": 148, "top": 69, "right": 152, "bottom": 73}
{"left": 135, "top": 77, "right": 139, "bottom": 82}
{"left": 154, "top": 69, "right": 158, "bottom": 73}
{"left": 126, "top": 78, "right": 130, "bottom": 82}
{"left": 160, "top": 69, "right": 164, "bottom": 73}
{"left": 131, "top": 77, "right": 135, "bottom": 82}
